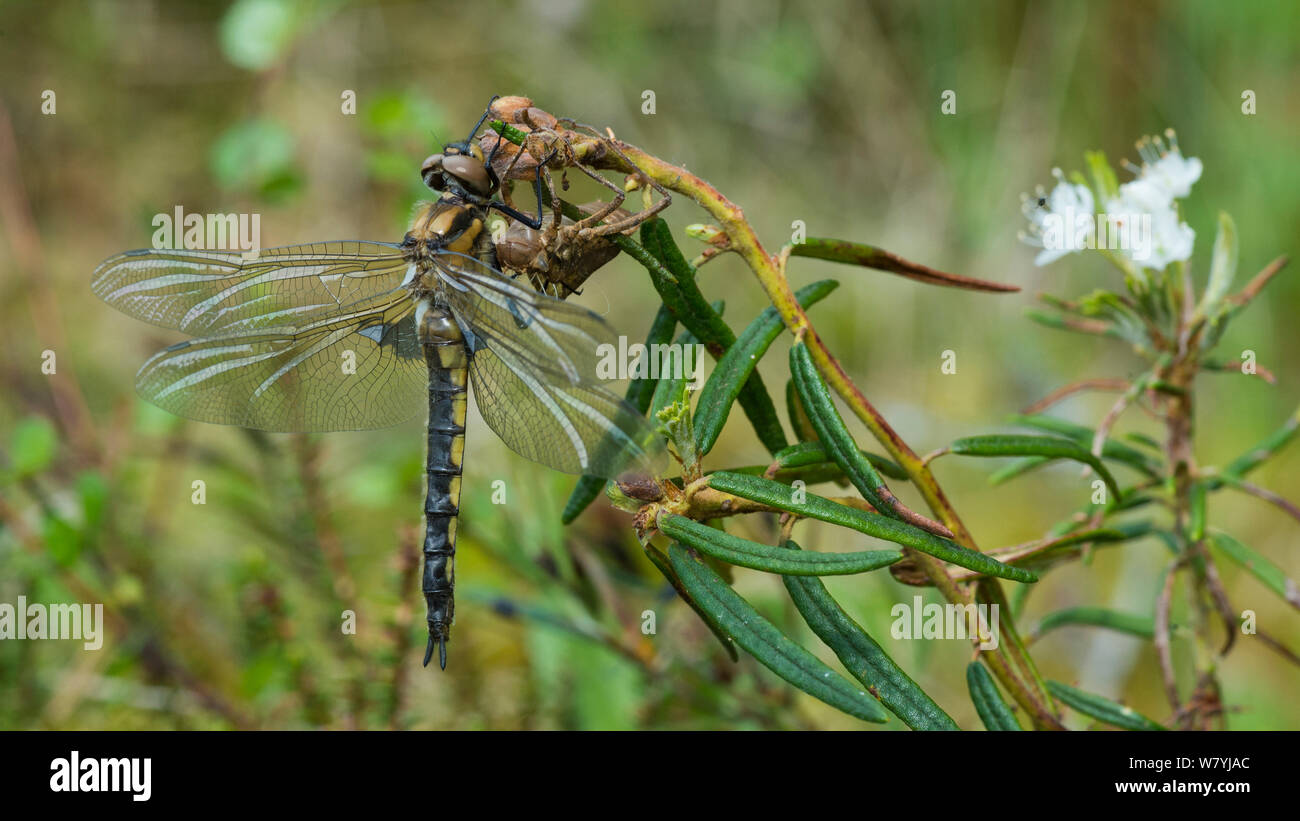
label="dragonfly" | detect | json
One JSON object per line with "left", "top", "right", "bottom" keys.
{"left": 92, "top": 102, "right": 664, "bottom": 669}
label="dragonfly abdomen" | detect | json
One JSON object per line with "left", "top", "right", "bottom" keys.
{"left": 418, "top": 302, "right": 469, "bottom": 670}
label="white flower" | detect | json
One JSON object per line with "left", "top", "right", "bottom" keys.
{"left": 1106, "top": 130, "right": 1199, "bottom": 269}
{"left": 1019, "top": 168, "right": 1095, "bottom": 266}
{"left": 1136, "top": 130, "right": 1202, "bottom": 200}
{"left": 1114, "top": 176, "right": 1170, "bottom": 213}
{"left": 1145, "top": 206, "right": 1196, "bottom": 269}
{"left": 1103, "top": 190, "right": 1196, "bottom": 270}
{"left": 1018, "top": 130, "right": 1200, "bottom": 271}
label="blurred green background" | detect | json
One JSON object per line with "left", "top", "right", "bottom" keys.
{"left": 1, "top": 0, "right": 1296, "bottom": 730}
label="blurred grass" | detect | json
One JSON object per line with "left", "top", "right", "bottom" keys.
{"left": 0, "top": 0, "right": 1296, "bottom": 729}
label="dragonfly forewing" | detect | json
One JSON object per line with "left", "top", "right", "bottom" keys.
{"left": 92, "top": 241, "right": 409, "bottom": 335}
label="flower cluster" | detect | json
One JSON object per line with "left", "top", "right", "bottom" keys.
{"left": 1020, "top": 130, "right": 1201, "bottom": 272}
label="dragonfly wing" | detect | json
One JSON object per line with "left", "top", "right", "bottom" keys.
{"left": 92, "top": 241, "right": 409, "bottom": 335}
{"left": 467, "top": 329, "right": 665, "bottom": 481}
{"left": 436, "top": 252, "right": 613, "bottom": 384}
{"left": 135, "top": 292, "right": 425, "bottom": 432}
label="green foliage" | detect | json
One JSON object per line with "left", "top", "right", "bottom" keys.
{"left": 1033, "top": 607, "right": 1155, "bottom": 641}
{"left": 10, "top": 417, "right": 58, "bottom": 477}
{"left": 706, "top": 471, "right": 1037, "bottom": 582}
{"left": 1209, "top": 532, "right": 1300, "bottom": 609}
{"left": 787, "top": 559, "right": 959, "bottom": 730}
{"left": 668, "top": 544, "right": 889, "bottom": 723}
{"left": 966, "top": 663, "right": 1022, "bottom": 731}
{"left": 636, "top": 219, "right": 788, "bottom": 454}
{"left": 789, "top": 342, "right": 893, "bottom": 514}
{"left": 209, "top": 118, "right": 302, "bottom": 201}
{"left": 659, "top": 513, "right": 902, "bottom": 576}
{"left": 1047, "top": 681, "right": 1165, "bottom": 731}
{"left": 949, "top": 434, "right": 1120, "bottom": 500}
{"left": 694, "top": 281, "right": 837, "bottom": 456}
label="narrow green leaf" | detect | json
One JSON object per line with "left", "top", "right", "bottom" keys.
{"left": 1209, "top": 531, "right": 1300, "bottom": 610}
{"left": 563, "top": 304, "right": 677, "bottom": 523}
{"left": 1034, "top": 607, "right": 1154, "bottom": 640}
{"left": 707, "top": 471, "right": 1037, "bottom": 582}
{"left": 694, "top": 280, "right": 837, "bottom": 455}
{"left": 772, "top": 440, "right": 908, "bottom": 480}
{"left": 1084, "top": 150, "right": 1119, "bottom": 201}
{"left": 785, "top": 379, "right": 819, "bottom": 442}
{"left": 724, "top": 462, "right": 854, "bottom": 487}
{"left": 1222, "top": 408, "right": 1300, "bottom": 480}
{"left": 789, "top": 238, "right": 1018, "bottom": 292}
{"left": 989, "top": 455, "right": 1051, "bottom": 486}
{"left": 1047, "top": 680, "right": 1165, "bottom": 730}
{"left": 784, "top": 548, "right": 958, "bottom": 730}
{"left": 668, "top": 543, "right": 888, "bottom": 723}
{"left": 1024, "top": 307, "right": 1119, "bottom": 339}
{"left": 789, "top": 342, "right": 891, "bottom": 514}
{"left": 627, "top": 305, "right": 680, "bottom": 411}
{"left": 1199, "top": 212, "right": 1238, "bottom": 315}
{"left": 1188, "top": 482, "right": 1207, "bottom": 543}
{"left": 1047, "top": 492, "right": 1156, "bottom": 538}
{"left": 1124, "top": 431, "right": 1163, "bottom": 451}
{"left": 643, "top": 543, "right": 738, "bottom": 662}
{"left": 1008, "top": 414, "right": 1162, "bottom": 478}
{"left": 659, "top": 514, "right": 901, "bottom": 576}
{"left": 966, "top": 662, "right": 1022, "bottom": 731}
{"left": 649, "top": 323, "right": 704, "bottom": 424}
{"left": 949, "top": 434, "right": 1120, "bottom": 500}
{"left": 640, "top": 220, "right": 788, "bottom": 455}
{"left": 1012, "top": 524, "right": 1154, "bottom": 570}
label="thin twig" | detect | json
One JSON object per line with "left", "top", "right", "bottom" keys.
{"left": 1254, "top": 628, "right": 1300, "bottom": 668}
{"left": 1155, "top": 559, "right": 1183, "bottom": 714}
{"left": 1192, "top": 539, "right": 1237, "bottom": 655}
{"left": 1023, "top": 378, "right": 1130, "bottom": 415}
{"left": 1219, "top": 476, "right": 1300, "bottom": 526}
{"left": 1225, "top": 255, "right": 1289, "bottom": 308}
{"left": 1091, "top": 377, "right": 1146, "bottom": 459}
{"left": 1203, "top": 359, "right": 1277, "bottom": 384}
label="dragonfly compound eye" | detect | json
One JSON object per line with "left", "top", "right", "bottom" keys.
{"left": 421, "top": 153, "right": 447, "bottom": 191}
{"left": 442, "top": 153, "right": 493, "bottom": 197}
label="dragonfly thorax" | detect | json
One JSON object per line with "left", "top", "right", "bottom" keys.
{"left": 405, "top": 196, "right": 488, "bottom": 261}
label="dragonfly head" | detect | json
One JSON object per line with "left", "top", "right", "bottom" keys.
{"left": 421, "top": 96, "right": 502, "bottom": 200}
{"left": 421, "top": 141, "right": 493, "bottom": 199}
